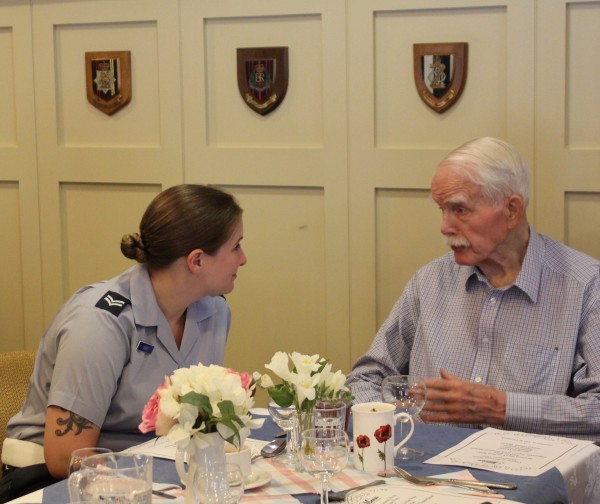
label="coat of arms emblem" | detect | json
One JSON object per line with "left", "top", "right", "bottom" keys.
{"left": 85, "top": 51, "right": 132, "bottom": 115}
{"left": 413, "top": 43, "right": 468, "bottom": 113}
{"left": 237, "top": 47, "right": 288, "bottom": 115}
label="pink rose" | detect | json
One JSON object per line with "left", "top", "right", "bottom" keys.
{"left": 227, "top": 369, "right": 253, "bottom": 390}
{"left": 139, "top": 380, "right": 168, "bottom": 434}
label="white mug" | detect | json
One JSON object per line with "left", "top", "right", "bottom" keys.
{"left": 351, "top": 402, "right": 414, "bottom": 473}
{"left": 224, "top": 443, "right": 252, "bottom": 480}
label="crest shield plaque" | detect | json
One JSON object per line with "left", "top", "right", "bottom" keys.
{"left": 413, "top": 43, "right": 468, "bottom": 113}
{"left": 237, "top": 47, "right": 288, "bottom": 115}
{"left": 85, "top": 51, "right": 132, "bottom": 115}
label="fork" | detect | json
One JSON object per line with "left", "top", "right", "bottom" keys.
{"left": 392, "top": 467, "right": 499, "bottom": 494}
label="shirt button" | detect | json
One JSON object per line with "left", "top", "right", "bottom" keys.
{"left": 490, "top": 297, "right": 496, "bottom": 304}
{"left": 474, "top": 377, "right": 482, "bottom": 383}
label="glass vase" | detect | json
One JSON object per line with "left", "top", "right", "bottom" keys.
{"left": 291, "top": 408, "right": 315, "bottom": 472}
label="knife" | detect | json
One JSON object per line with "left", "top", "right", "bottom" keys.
{"left": 413, "top": 475, "right": 517, "bottom": 490}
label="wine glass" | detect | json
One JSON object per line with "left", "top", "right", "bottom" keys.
{"left": 193, "top": 462, "right": 244, "bottom": 504}
{"left": 381, "top": 374, "right": 427, "bottom": 459}
{"left": 268, "top": 400, "right": 297, "bottom": 465}
{"left": 299, "top": 428, "right": 349, "bottom": 504}
{"left": 68, "top": 447, "right": 113, "bottom": 474}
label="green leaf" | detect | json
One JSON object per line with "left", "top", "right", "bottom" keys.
{"left": 268, "top": 384, "right": 294, "bottom": 407}
{"left": 216, "top": 400, "right": 245, "bottom": 445}
{"left": 180, "top": 392, "right": 213, "bottom": 429}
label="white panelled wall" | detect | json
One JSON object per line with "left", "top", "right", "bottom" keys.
{"left": 1, "top": 1, "right": 599, "bottom": 390}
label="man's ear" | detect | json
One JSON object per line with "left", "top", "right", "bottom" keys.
{"left": 506, "top": 195, "right": 524, "bottom": 228}
{"left": 187, "top": 249, "right": 204, "bottom": 272}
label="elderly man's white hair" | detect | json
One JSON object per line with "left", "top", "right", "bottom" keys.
{"left": 439, "top": 137, "right": 530, "bottom": 208}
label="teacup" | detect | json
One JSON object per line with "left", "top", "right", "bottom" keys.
{"left": 224, "top": 443, "right": 252, "bottom": 480}
{"left": 351, "top": 401, "right": 414, "bottom": 473}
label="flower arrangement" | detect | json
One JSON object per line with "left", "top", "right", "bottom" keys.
{"left": 139, "top": 364, "right": 262, "bottom": 456}
{"left": 253, "top": 351, "right": 353, "bottom": 421}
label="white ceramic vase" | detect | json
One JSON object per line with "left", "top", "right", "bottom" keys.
{"left": 175, "top": 432, "right": 226, "bottom": 504}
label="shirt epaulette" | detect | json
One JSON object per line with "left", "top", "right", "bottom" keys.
{"left": 95, "top": 291, "right": 131, "bottom": 316}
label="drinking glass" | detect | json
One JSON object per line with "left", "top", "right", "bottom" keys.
{"left": 69, "top": 453, "right": 153, "bottom": 504}
{"left": 313, "top": 400, "right": 347, "bottom": 431}
{"left": 194, "top": 462, "right": 244, "bottom": 504}
{"left": 68, "top": 447, "right": 114, "bottom": 474}
{"left": 268, "top": 400, "right": 297, "bottom": 465}
{"left": 299, "top": 428, "right": 349, "bottom": 504}
{"left": 381, "top": 374, "right": 427, "bottom": 459}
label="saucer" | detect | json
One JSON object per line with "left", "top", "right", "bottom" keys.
{"left": 245, "top": 468, "right": 271, "bottom": 490}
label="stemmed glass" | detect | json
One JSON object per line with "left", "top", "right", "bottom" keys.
{"left": 299, "top": 428, "right": 349, "bottom": 504}
{"left": 268, "top": 400, "right": 297, "bottom": 465}
{"left": 381, "top": 374, "right": 427, "bottom": 460}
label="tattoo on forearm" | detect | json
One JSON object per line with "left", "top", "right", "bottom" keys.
{"left": 54, "top": 409, "right": 93, "bottom": 436}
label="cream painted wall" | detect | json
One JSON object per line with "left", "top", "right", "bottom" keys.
{"left": 1, "top": 1, "right": 599, "bottom": 394}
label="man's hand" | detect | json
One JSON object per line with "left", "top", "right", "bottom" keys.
{"left": 420, "top": 369, "right": 506, "bottom": 425}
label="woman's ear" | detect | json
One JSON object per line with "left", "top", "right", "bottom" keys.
{"left": 186, "top": 249, "right": 204, "bottom": 272}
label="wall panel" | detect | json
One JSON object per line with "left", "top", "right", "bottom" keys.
{"left": 536, "top": 0, "right": 600, "bottom": 250}
{"left": 375, "top": 189, "right": 447, "bottom": 325}
{"left": 59, "top": 183, "right": 160, "bottom": 297}
{"left": 565, "top": 193, "right": 600, "bottom": 261}
{"left": 0, "top": 1, "right": 43, "bottom": 350}
{"left": 223, "top": 186, "right": 332, "bottom": 374}
{"left": 0, "top": 184, "right": 25, "bottom": 351}
{"left": 32, "top": 0, "right": 184, "bottom": 323}
{"left": 181, "top": 0, "right": 350, "bottom": 379}
{"left": 348, "top": 0, "right": 534, "bottom": 362}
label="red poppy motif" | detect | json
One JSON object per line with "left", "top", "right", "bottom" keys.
{"left": 374, "top": 424, "right": 392, "bottom": 443}
{"left": 356, "top": 435, "right": 370, "bottom": 449}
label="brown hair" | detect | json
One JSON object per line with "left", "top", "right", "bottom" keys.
{"left": 120, "top": 185, "right": 243, "bottom": 270}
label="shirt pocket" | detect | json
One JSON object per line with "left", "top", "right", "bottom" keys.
{"left": 512, "top": 345, "right": 561, "bottom": 395}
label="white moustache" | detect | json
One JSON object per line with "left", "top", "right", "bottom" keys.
{"left": 445, "top": 236, "right": 471, "bottom": 248}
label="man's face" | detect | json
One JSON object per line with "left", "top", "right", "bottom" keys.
{"left": 430, "top": 164, "right": 511, "bottom": 268}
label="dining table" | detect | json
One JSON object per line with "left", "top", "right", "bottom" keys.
{"left": 26, "top": 410, "right": 600, "bottom": 504}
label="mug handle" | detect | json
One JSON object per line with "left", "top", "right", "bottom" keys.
{"left": 393, "top": 412, "right": 415, "bottom": 454}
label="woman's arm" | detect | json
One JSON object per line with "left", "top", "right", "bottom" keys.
{"left": 43, "top": 405, "right": 100, "bottom": 479}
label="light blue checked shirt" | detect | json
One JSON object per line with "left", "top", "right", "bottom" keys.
{"left": 347, "top": 227, "right": 600, "bottom": 440}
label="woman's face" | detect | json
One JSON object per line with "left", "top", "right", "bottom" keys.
{"left": 201, "top": 219, "right": 247, "bottom": 295}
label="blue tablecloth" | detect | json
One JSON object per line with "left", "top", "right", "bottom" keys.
{"left": 43, "top": 418, "right": 568, "bottom": 504}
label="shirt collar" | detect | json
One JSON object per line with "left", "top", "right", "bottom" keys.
{"left": 464, "top": 226, "right": 543, "bottom": 302}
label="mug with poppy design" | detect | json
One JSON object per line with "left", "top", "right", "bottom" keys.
{"left": 351, "top": 402, "right": 413, "bottom": 473}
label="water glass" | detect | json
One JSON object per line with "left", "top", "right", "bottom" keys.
{"left": 69, "top": 453, "right": 153, "bottom": 504}
{"left": 313, "top": 401, "right": 347, "bottom": 431}
{"left": 68, "top": 447, "right": 114, "bottom": 474}
{"left": 194, "top": 462, "right": 244, "bottom": 504}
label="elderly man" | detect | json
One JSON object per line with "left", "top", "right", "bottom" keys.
{"left": 346, "top": 137, "right": 600, "bottom": 440}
